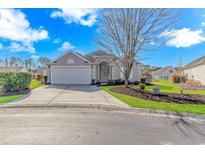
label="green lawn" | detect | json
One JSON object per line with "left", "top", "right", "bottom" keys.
{"left": 0, "top": 94, "right": 25, "bottom": 103}
{"left": 135, "top": 80, "right": 205, "bottom": 95}
{"left": 30, "top": 79, "right": 44, "bottom": 89}
{"left": 100, "top": 82, "right": 205, "bottom": 114}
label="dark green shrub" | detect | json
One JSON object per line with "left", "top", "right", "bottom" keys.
{"left": 139, "top": 83, "right": 146, "bottom": 90}
{"left": 0, "top": 72, "right": 32, "bottom": 92}
{"left": 140, "top": 78, "right": 146, "bottom": 84}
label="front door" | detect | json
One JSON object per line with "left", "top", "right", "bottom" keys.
{"left": 100, "top": 62, "right": 109, "bottom": 82}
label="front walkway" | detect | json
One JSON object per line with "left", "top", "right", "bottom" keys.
{"left": 1, "top": 85, "right": 129, "bottom": 108}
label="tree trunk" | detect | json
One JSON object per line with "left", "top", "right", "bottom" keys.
{"left": 124, "top": 77, "right": 129, "bottom": 88}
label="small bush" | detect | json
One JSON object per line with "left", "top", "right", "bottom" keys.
{"left": 132, "top": 81, "right": 140, "bottom": 85}
{"left": 139, "top": 83, "right": 146, "bottom": 90}
{"left": 140, "top": 78, "right": 146, "bottom": 84}
{"left": 35, "top": 73, "right": 43, "bottom": 81}
{"left": 171, "top": 74, "right": 186, "bottom": 83}
{"left": 32, "top": 74, "right": 36, "bottom": 79}
{"left": 112, "top": 79, "right": 124, "bottom": 85}
{"left": 0, "top": 72, "right": 32, "bottom": 92}
{"left": 185, "top": 79, "right": 202, "bottom": 87}
{"left": 171, "top": 74, "right": 180, "bottom": 83}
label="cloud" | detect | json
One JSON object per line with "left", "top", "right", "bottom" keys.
{"left": 58, "top": 41, "right": 75, "bottom": 51}
{"left": 160, "top": 28, "right": 205, "bottom": 48}
{"left": 0, "top": 43, "right": 3, "bottom": 49}
{"left": 8, "top": 42, "right": 36, "bottom": 53}
{"left": 0, "top": 9, "right": 49, "bottom": 53}
{"left": 50, "top": 8, "right": 97, "bottom": 27}
{"left": 53, "top": 38, "right": 61, "bottom": 44}
{"left": 31, "top": 55, "right": 39, "bottom": 59}
{"left": 201, "top": 22, "right": 205, "bottom": 26}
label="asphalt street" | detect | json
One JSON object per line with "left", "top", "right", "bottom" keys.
{"left": 0, "top": 107, "right": 205, "bottom": 144}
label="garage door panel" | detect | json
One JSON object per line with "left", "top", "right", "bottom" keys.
{"left": 51, "top": 66, "right": 91, "bottom": 84}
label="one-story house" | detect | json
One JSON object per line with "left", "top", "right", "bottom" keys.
{"left": 151, "top": 66, "right": 178, "bottom": 80}
{"left": 46, "top": 50, "right": 142, "bottom": 84}
{"left": 181, "top": 56, "right": 205, "bottom": 85}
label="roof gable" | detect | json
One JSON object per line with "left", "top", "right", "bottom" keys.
{"left": 48, "top": 51, "right": 92, "bottom": 65}
{"left": 85, "top": 50, "right": 117, "bottom": 62}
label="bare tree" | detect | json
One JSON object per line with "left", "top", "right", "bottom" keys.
{"left": 0, "top": 59, "right": 4, "bottom": 67}
{"left": 9, "top": 56, "right": 17, "bottom": 67}
{"left": 38, "top": 56, "right": 50, "bottom": 68}
{"left": 97, "top": 9, "right": 178, "bottom": 87}
{"left": 27, "top": 58, "right": 34, "bottom": 70}
{"left": 4, "top": 58, "right": 8, "bottom": 67}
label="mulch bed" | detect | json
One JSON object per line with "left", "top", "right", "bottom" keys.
{"left": 110, "top": 87, "right": 205, "bottom": 105}
{"left": 0, "top": 89, "right": 30, "bottom": 97}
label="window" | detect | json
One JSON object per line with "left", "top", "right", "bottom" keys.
{"left": 67, "top": 59, "right": 74, "bottom": 64}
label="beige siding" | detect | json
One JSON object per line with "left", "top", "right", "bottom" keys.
{"left": 112, "top": 62, "right": 141, "bottom": 81}
{"left": 112, "top": 64, "right": 121, "bottom": 80}
{"left": 91, "top": 65, "right": 97, "bottom": 81}
{"left": 129, "top": 62, "right": 141, "bottom": 82}
{"left": 52, "top": 52, "right": 90, "bottom": 66}
{"left": 184, "top": 64, "right": 205, "bottom": 85}
{"left": 47, "top": 69, "right": 51, "bottom": 83}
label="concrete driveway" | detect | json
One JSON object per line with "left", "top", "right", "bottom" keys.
{"left": 5, "top": 85, "right": 128, "bottom": 108}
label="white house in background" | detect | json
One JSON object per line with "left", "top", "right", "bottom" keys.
{"left": 181, "top": 56, "right": 205, "bottom": 85}
{"left": 46, "top": 50, "right": 142, "bottom": 84}
{"left": 0, "top": 67, "right": 28, "bottom": 72}
{"left": 151, "top": 66, "right": 178, "bottom": 80}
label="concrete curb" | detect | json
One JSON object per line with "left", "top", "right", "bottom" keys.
{"left": 0, "top": 103, "right": 205, "bottom": 121}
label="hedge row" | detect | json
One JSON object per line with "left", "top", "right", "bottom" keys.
{"left": 0, "top": 72, "right": 32, "bottom": 92}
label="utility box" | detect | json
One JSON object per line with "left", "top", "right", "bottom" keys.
{"left": 152, "top": 87, "right": 160, "bottom": 95}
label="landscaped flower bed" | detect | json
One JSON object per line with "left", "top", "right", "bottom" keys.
{"left": 111, "top": 87, "right": 205, "bottom": 105}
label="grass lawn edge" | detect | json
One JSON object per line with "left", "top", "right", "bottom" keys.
{"left": 0, "top": 94, "right": 27, "bottom": 104}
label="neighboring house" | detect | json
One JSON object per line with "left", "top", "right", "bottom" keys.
{"left": 181, "top": 56, "right": 205, "bottom": 85}
{"left": 47, "top": 50, "right": 142, "bottom": 84}
{"left": 151, "top": 66, "right": 178, "bottom": 80}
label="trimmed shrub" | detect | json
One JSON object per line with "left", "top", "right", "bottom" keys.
{"left": 0, "top": 72, "right": 32, "bottom": 92}
{"left": 139, "top": 83, "right": 146, "bottom": 90}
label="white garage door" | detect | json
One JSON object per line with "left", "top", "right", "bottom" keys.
{"left": 51, "top": 66, "right": 91, "bottom": 84}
